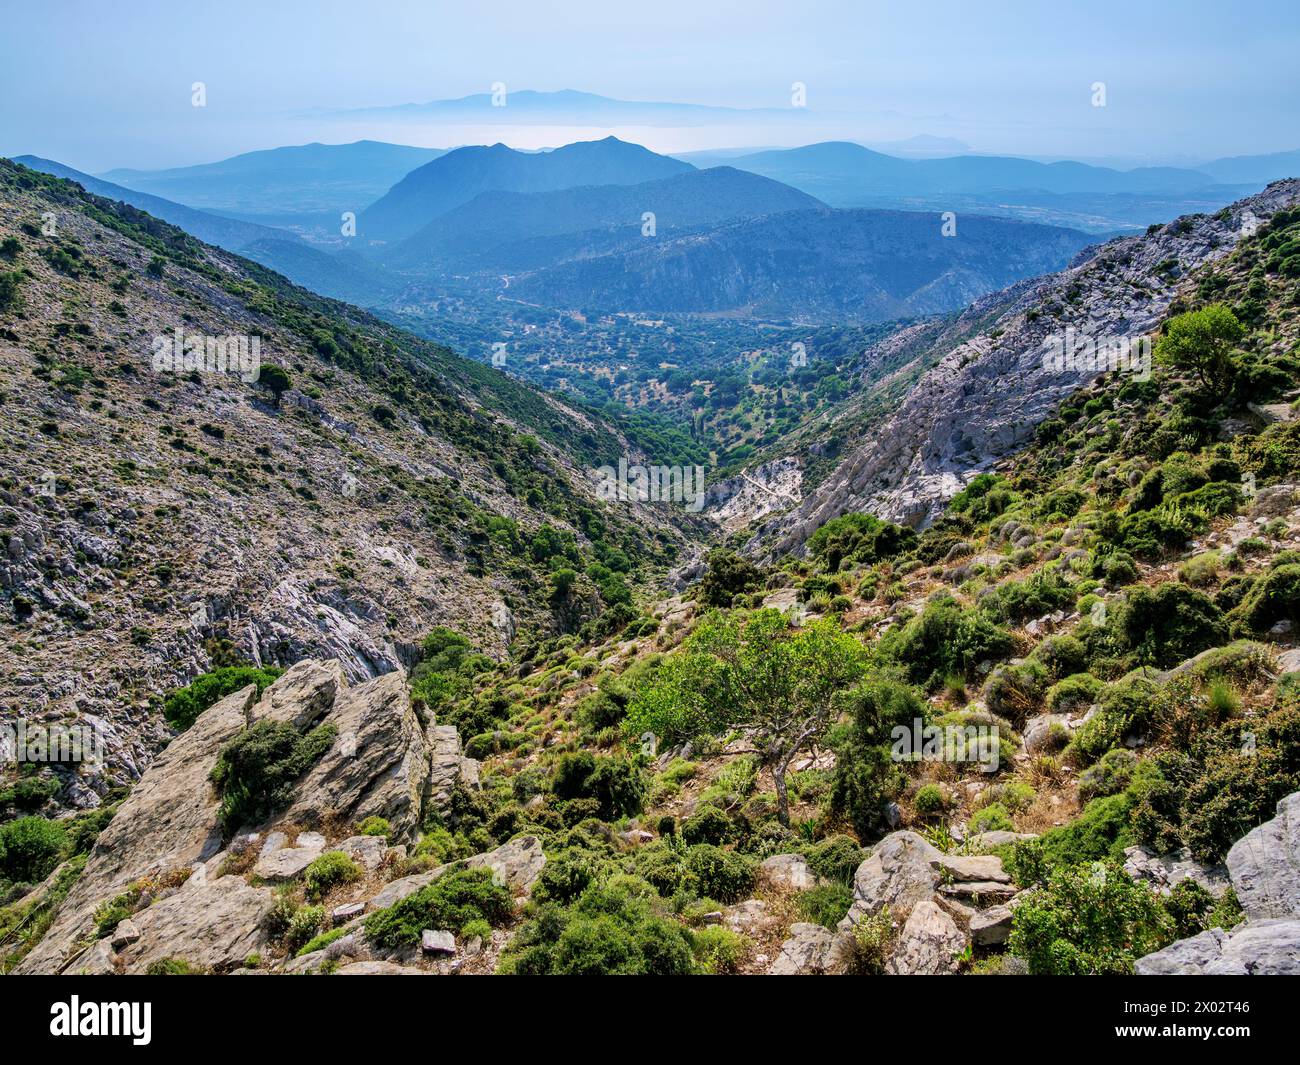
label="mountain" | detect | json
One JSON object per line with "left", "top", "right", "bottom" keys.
{"left": 383, "top": 166, "right": 824, "bottom": 274}
{"left": 0, "top": 158, "right": 695, "bottom": 826}
{"left": 361, "top": 136, "right": 695, "bottom": 242}
{"left": 746, "top": 178, "right": 1300, "bottom": 554}
{"left": 12, "top": 155, "right": 299, "bottom": 254}
{"left": 505, "top": 208, "right": 1095, "bottom": 322}
{"left": 1199, "top": 148, "right": 1300, "bottom": 185}
{"left": 726, "top": 141, "right": 1219, "bottom": 200}
{"left": 100, "top": 140, "right": 447, "bottom": 217}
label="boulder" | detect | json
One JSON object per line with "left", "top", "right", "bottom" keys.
{"left": 1226, "top": 792, "right": 1300, "bottom": 919}
{"left": 759, "top": 854, "right": 819, "bottom": 891}
{"left": 838, "top": 832, "right": 941, "bottom": 933}
{"left": 252, "top": 838, "right": 325, "bottom": 881}
{"left": 1123, "top": 845, "right": 1229, "bottom": 896}
{"left": 768, "top": 923, "right": 843, "bottom": 975}
{"left": 334, "top": 960, "right": 427, "bottom": 975}
{"left": 887, "top": 900, "right": 967, "bottom": 975}
{"left": 932, "top": 853, "right": 1011, "bottom": 884}
{"left": 337, "top": 834, "right": 388, "bottom": 871}
{"left": 1136, "top": 919, "right": 1300, "bottom": 975}
{"left": 969, "top": 904, "right": 1016, "bottom": 946}
{"left": 421, "top": 929, "right": 456, "bottom": 956}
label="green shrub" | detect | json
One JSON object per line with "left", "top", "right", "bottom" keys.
{"left": 1045, "top": 672, "right": 1103, "bottom": 714}
{"left": 366, "top": 867, "right": 514, "bottom": 949}
{"left": 1229, "top": 563, "right": 1300, "bottom": 636}
{"left": 1078, "top": 748, "right": 1139, "bottom": 801}
{"left": 1118, "top": 584, "right": 1227, "bottom": 668}
{"left": 969, "top": 803, "right": 1014, "bottom": 833}
{"left": 1007, "top": 793, "right": 1136, "bottom": 886}
{"left": 803, "top": 834, "right": 865, "bottom": 884}
{"left": 163, "top": 665, "right": 283, "bottom": 731}
{"left": 1008, "top": 861, "right": 1174, "bottom": 974}
{"left": 680, "top": 806, "right": 734, "bottom": 846}
{"left": 0, "top": 816, "right": 66, "bottom": 884}
{"left": 303, "top": 851, "right": 362, "bottom": 901}
{"left": 356, "top": 816, "right": 391, "bottom": 840}
{"left": 807, "top": 513, "right": 916, "bottom": 571}
{"left": 208, "top": 720, "right": 336, "bottom": 835}
{"left": 685, "top": 844, "right": 755, "bottom": 904}
{"left": 828, "top": 680, "right": 920, "bottom": 837}
{"left": 550, "top": 751, "right": 645, "bottom": 820}
{"left": 296, "top": 926, "right": 348, "bottom": 957}
{"left": 913, "top": 783, "right": 947, "bottom": 816}
{"left": 796, "top": 883, "right": 853, "bottom": 928}
{"left": 690, "top": 925, "right": 749, "bottom": 974}
{"left": 878, "top": 594, "right": 1014, "bottom": 688}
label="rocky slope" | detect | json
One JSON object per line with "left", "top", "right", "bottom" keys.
{"left": 0, "top": 159, "right": 697, "bottom": 809}
{"left": 748, "top": 179, "right": 1300, "bottom": 558}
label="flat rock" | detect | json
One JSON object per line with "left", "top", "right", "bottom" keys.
{"left": 969, "top": 904, "right": 1016, "bottom": 946}
{"left": 1137, "top": 918, "right": 1300, "bottom": 975}
{"left": 253, "top": 841, "right": 324, "bottom": 882}
{"left": 932, "top": 854, "right": 1011, "bottom": 884}
{"left": 337, "top": 834, "right": 388, "bottom": 871}
{"left": 937, "top": 880, "right": 1019, "bottom": 902}
{"left": 465, "top": 835, "right": 546, "bottom": 895}
{"left": 1123, "top": 845, "right": 1229, "bottom": 896}
{"left": 768, "top": 922, "right": 844, "bottom": 975}
{"left": 334, "top": 960, "right": 428, "bottom": 975}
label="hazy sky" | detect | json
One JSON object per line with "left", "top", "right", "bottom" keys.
{"left": 2, "top": 0, "right": 1297, "bottom": 171}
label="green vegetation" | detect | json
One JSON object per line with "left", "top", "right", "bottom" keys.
{"left": 163, "top": 665, "right": 283, "bottom": 731}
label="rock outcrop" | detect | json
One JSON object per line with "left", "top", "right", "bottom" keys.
{"left": 1137, "top": 792, "right": 1300, "bottom": 975}
{"left": 14, "top": 659, "right": 481, "bottom": 974}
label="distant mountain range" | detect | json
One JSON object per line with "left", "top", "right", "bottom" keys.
{"left": 383, "top": 165, "right": 824, "bottom": 274}
{"left": 505, "top": 208, "right": 1095, "bottom": 322}
{"left": 361, "top": 136, "right": 693, "bottom": 242}
{"left": 100, "top": 140, "right": 447, "bottom": 217}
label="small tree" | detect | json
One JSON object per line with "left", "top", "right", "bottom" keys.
{"left": 628, "top": 608, "right": 869, "bottom": 825}
{"left": 258, "top": 364, "right": 292, "bottom": 407}
{"left": 1154, "top": 304, "right": 1243, "bottom": 396}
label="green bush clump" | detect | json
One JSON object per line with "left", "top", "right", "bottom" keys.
{"left": 803, "top": 834, "right": 865, "bottom": 884}
{"left": 1007, "top": 792, "right": 1137, "bottom": 886}
{"left": 684, "top": 844, "right": 755, "bottom": 904}
{"left": 690, "top": 925, "right": 749, "bottom": 973}
{"left": 969, "top": 803, "right": 1014, "bottom": 833}
{"left": 982, "top": 661, "right": 1047, "bottom": 727}
{"left": 144, "top": 957, "right": 204, "bottom": 975}
{"left": 533, "top": 848, "right": 613, "bottom": 904}
{"left": 796, "top": 883, "right": 854, "bottom": 928}
{"left": 913, "top": 783, "right": 947, "bottom": 816}
{"left": 1078, "top": 748, "right": 1139, "bottom": 801}
{"left": 365, "top": 867, "right": 514, "bottom": 949}
{"left": 208, "top": 719, "right": 337, "bottom": 835}
{"left": 550, "top": 751, "right": 645, "bottom": 820}
{"left": 829, "top": 679, "right": 921, "bottom": 838}
{"left": 499, "top": 884, "right": 696, "bottom": 975}
{"left": 356, "top": 816, "right": 391, "bottom": 840}
{"left": 1029, "top": 634, "right": 1088, "bottom": 681}
{"left": 807, "top": 513, "right": 917, "bottom": 572}
{"left": 695, "top": 548, "right": 764, "bottom": 608}
{"left": 1007, "top": 861, "right": 1174, "bottom": 974}
{"left": 680, "top": 806, "right": 735, "bottom": 846}
{"left": 0, "top": 816, "right": 67, "bottom": 885}
{"left": 1070, "top": 676, "right": 1160, "bottom": 764}
{"left": 1116, "top": 584, "right": 1227, "bottom": 668}
{"left": 1228, "top": 564, "right": 1300, "bottom": 636}
{"left": 878, "top": 594, "right": 1014, "bottom": 688}
{"left": 303, "top": 851, "right": 362, "bottom": 901}
{"left": 1045, "top": 672, "right": 1103, "bottom": 714}
{"left": 163, "top": 665, "right": 283, "bottom": 731}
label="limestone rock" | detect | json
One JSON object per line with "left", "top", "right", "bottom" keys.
{"left": 421, "top": 929, "right": 456, "bottom": 956}
{"left": 887, "top": 900, "right": 967, "bottom": 975}
{"left": 838, "top": 832, "right": 940, "bottom": 933}
{"left": 1227, "top": 792, "right": 1300, "bottom": 919}
{"left": 465, "top": 835, "right": 546, "bottom": 895}
{"left": 768, "top": 923, "right": 839, "bottom": 975}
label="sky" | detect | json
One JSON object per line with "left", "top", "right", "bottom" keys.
{"left": 1, "top": 0, "right": 1298, "bottom": 172}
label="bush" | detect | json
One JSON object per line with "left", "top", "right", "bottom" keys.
{"left": 807, "top": 513, "right": 916, "bottom": 571}
{"left": 1007, "top": 861, "right": 1174, "bottom": 974}
{"left": 969, "top": 803, "right": 1014, "bottom": 833}
{"left": 0, "top": 816, "right": 66, "bottom": 884}
{"left": 1078, "top": 748, "right": 1139, "bottom": 801}
{"left": 685, "top": 844, "right": 755, "bottom": 904}
{"left": 803, "top": 835, "right": 865, "bottom": 884}
{"left": 1117, "top": 584, "right": 1227, "bottom": 668}
{"left": 913, "top": 783, "right": 947, "bottom": 816}
{"left": 796, "top": 883, "right": 853, "bottom": 928}
{"left": 878, "top": 594, "right": 1014, "bottom": 688}
{"left": 163, "top": 665, "right": 283, "bottom": 731}
{"left": 208, "top": 720, "right": 336, "bottom": 835}
{"left": 285, "top": 904, "right": 326, "bottom": 952}
{"left": 499, "top": 886, "right": 696, "bottom": 975}
{"left": 828, "top": 680, "right": 920, "bottom": 837}
{"left": 1045, "top": 672, "right": 1103, "bottom": 714}
{"left": 356, "top": 816, "right": 391, "bottom": 840}
{"left": 680, "top": 807, "right": 734, "bottom": 846}
{"left": 983, "top": 662, "right": 1047, "bottom": 727}
{"left": 550, "top": 752, "right": 645, "bottom": 820}
{"left": 365, "top": 867, "right": 513, "bottom": 949}
{"left": 1229, "top": 563, "right": 1300, "bottom": 636}
{"left": 303, "top": 850, "right": 362, "bottom": 901}
{"left": 695, "top": 548, "right": 764, "bottom": 607}
{"left": 691, "top": 925, "right": 749, "bottom": 973}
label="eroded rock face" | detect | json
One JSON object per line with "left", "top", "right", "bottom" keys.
{"left": 748, "top": 180, "right": 1300, "bottom": 553}
{"left": 768, "top": 923, "right": 842, "bottom": 976}
{"left": 1137, "top": 791, "right": 1300, "bottom": 975}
